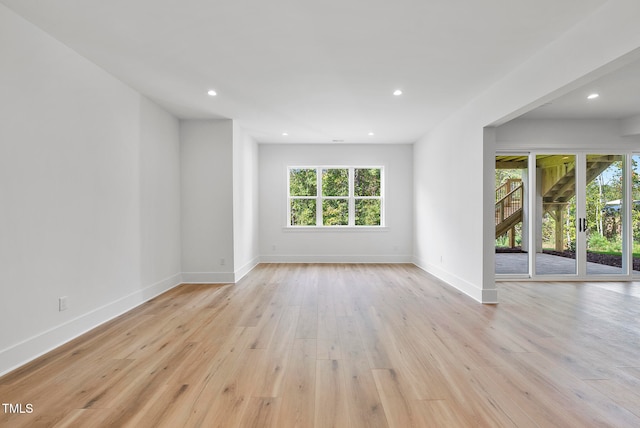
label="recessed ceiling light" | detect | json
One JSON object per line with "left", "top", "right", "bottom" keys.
{"left": 587, "top": 93, "right": 599, "bottom": 99}
{"left": 368, "top": 132, "right": 375, "bottom": 136}
{"left": 393, "top": 89, "right": 402, "bottom": 96}
{"left": 282, "top": 132, "right": 288, "bottom": 136}
{"left": 207, "top": 89, "right": 217, "bottom": 96}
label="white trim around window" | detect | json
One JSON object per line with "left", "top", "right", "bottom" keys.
{"left": 287, "top": 166, "right": 385, "bottom": 228}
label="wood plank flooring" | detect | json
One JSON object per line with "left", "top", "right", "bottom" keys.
{"left": 1, "top": 264, "right": 640, "bottom": 427}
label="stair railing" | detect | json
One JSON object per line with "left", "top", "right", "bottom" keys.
{"left": 495, "top": 180, "right": 523, "bottom": 226}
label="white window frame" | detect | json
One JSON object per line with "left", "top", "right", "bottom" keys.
{"left": 287, "top": 166, "right": 385, "bottom": 228}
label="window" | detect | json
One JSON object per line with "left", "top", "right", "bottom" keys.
{"left": 288, "top": 166, "right": 383, "bottom": 227}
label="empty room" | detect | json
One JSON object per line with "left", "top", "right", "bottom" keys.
{"left": 2, "top": 0, "right": 640, "bottom": 426}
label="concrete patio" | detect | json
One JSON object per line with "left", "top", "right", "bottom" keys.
{"left": 496, "top": 252, "right": 640, "bottom": 275}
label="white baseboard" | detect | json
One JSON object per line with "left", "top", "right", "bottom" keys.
{"left": 259, "top": 254, "right": 413, "bottom": 264}
{"left": 181, "top": 271, "right": 235, "bottom": 283}
{"left": 0, "top": 273, "right": 182, "bottom": 377}
{"left": 412, "top": 257, "right": 497, "bottom": 304}
{"left": 481, "top": 288, "right": 498, "bottom": 304}
{"left": 234, "top": 257, "right": 260, "bottom": 282}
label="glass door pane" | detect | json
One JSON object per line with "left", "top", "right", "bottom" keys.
{"left": 585, "top": 155, "right": 625, "bottom": 275}
{"left": 495, "top": 155, "right": 528, "bottom": 275}
{"left": 535, "top": 154, "right": 577, "bottom": 275}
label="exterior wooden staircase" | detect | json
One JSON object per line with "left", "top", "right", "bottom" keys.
{"left": 495, "top": 179, "right": 523, "bottom": 238}
{"left": 542, "top": 155, "right": 616, "bottom": 204}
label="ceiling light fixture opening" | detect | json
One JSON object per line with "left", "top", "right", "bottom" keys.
{"left": 587, "top": 93, "right": 599, "bottom": 100}
{"left": 207, "top": 89, "right": 217, "bottom": 96}
{"left": 282, "top": 132, "right": 288, "bottom": 136}
{"left": 368, "top": 132, "right": 375, "bottom": 136}
{"left": 393, "top": 89, "right": 402, "bottom": 96}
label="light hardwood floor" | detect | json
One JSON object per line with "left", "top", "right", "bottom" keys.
{"left": 2, "top": 264, "right": 640, "bottom": 427}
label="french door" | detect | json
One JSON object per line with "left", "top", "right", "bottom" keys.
{"left": 497, "top": 152, "right": 636, "bottom": 279}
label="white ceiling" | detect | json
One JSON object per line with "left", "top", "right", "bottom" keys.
{"left": 519, "top": 58, "right": 640, "bottom": 120}
{"left": 1, "top": 0, "right": 609, "bottom": 143}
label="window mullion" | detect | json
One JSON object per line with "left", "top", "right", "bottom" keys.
{"left": 317, "top": 168, "right": 323, "bottom": 226}
{"left": 349, "top": 167, "right": 355, "bottom": 226}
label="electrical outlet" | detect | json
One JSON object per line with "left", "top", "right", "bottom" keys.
{"left": 220, "top": 258, "right": 226, "bottom": 266}
{"left": 59, "top": 296, "right": 68, "bottom": 312}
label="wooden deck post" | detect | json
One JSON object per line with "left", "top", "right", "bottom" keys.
{"left": 555, "top": 206, "right": 564, "bottom": 251}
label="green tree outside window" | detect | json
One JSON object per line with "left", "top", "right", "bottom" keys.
{"left": 288, "top": 166, "right": 383, "bottom": 227}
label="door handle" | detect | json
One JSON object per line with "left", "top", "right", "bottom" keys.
{"left": 577, "top": 218, "right": 587, "bottom": 232}
{"left": 578, "top": 217, "right": 587, "bottom": 232}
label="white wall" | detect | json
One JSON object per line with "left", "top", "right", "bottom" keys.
{"left": 497, "top": 118, "right": 640, "bottom": 150}
{"left": 180, "top": 120, "right": 260, "bottom": 283}
{"left": 233, "top": 122, "right": 260, "bottom": 280}
{"left": 140, "top": 98, "right": 182, "bottom": 291}
{"left": 0, "top": 4, "right": 182, "bottom": 375}
{"left": 621, "top": 114, "right": 640, "bottom": 137}
{"left": 180, "top": 119, "right": 235, "bottom": 282}
{"left": 259, "top": 144, "right": 413, "bottom": 262}
{"left": 414, "top": 119, "right": 490, "bottom": 301}
{"left": 414, "top": 0, "right": 640, "bottom": 303}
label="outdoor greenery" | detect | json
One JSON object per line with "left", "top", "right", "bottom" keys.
{"left": 323, "top": 199, "right": 349, "bottom": 225}
{"left": 495, "top": 168, "right": 522, "bottom": 189}
{"left": 582, "top": 156, "right": 640, "bottom": 255}
{"left": 355, "top": 168, "right": 381, "bottom": 226}
{"left": 322, "top": 169, "right": 348, "bottom": 196}
{"left": 551, "top": 157, "right": 627, "bottom": 253}
{"left": 289, "top": 167, "right": 382, "bottom": 226}
{"left": 495, "top": 233, "right": 521, "bottom": 248}
{"left": 355, "top": 199, "right": 381, "bottom": 226}
{"left": 355, "top": 168, "right": 381, "bottom": 197}
{"left": 289, "top": 168, "right": 316, "bottom": 196}
{"left": 290, "top": 198, "right": 316, "bottom": 226}
{"left": 289, "top": 168, "right": 317, "bottom": 226}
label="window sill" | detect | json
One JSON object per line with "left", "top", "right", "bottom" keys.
{"left": 282, "top": 226, "right": 389, "bottom": 232}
